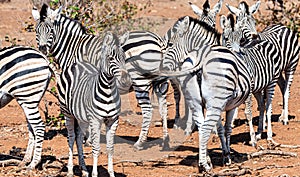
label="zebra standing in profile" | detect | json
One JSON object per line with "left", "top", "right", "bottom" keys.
{"left": 60, "top": 32, "right": 128, "bottom": 177}
{"left": 159, "top": 16, "right": 253, "bottom": 172}
{"left": 32, "top": 5, "right": 129, "bottom": 177}
{"left": 220, "top": 14, "right": 281, "bottom": 147}
{"left": 226, "top": 1, "right": 300, "bottom": 128}
{"left": 0, "top": 46, "right": 52, "bottom": 169}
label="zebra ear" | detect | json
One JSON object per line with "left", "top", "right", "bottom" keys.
{"left": 188, "top": 1, "right": 203, "bottom": 18}
{"left": 212, "top": 0, "right": 223, "bottom": 15}
{"left": 226, "top": 3, "right": 241, "bottom": 16}
{"left": 249, "top": 1, "right": 260, "bottom": 15}
{"left": 48, "top": 6, "right": 62, "bottom": 23}
{"left": 220, "top": 15, "right": 227, "bottom": 30}
{"left": 119, "top": 32, "right": 129, "bottom": 46}
{"left": 32, "top": 6, "right": 40, "bottom": 21}
{"left": 179, "top": 16, "right": 190, "bottom": 36}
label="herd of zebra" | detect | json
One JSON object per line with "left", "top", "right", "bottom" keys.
{"left": 0, "top": 0, "right": 299, "bottom": 176}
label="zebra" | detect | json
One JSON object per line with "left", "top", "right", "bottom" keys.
{"left": 0, "top": 46, "right": 52, "bottom": 169}
{"left": 159, "top": 16, "right": 253, "bottom": 172}
{"left": 220, "top": 14, "right": 282, "bottom": 147}
{"left": 226, "top": 1, "right": 300, "bottom": 127}
{"left": 189, "top": 0, "right": 223, "bottom": 28}
{"left": 59, "top": 32, "right": 128, "bottom": 177}
{"left": 32, "top": 3, "right": 176, "bottom": 151}
{"left": 32, "top": 5, "right": 129, "bottom": 176}
{"left": 162, "top": 0, "right": 224, "bottom": 136}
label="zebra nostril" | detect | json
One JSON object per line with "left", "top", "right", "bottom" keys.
{"left": 38, "top": 46, "right": 47, "bottom": 55}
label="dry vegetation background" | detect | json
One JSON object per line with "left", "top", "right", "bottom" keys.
{"left": 0, "top": 0, "right": 300, "bottom": 176}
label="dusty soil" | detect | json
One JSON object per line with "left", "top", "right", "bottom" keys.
{"left": 1, "top": 0, "right": 300, "bottom": 176}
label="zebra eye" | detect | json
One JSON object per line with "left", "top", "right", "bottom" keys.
{"left": 168, "top": 42, "right": 174, "bottom": 47}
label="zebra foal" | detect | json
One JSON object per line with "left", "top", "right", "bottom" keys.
{"left": 60, "top": 32, "right": 128, "bottom": 177}
{"left": 0, "top": 46, "right": 52, "bottom": 169}
{"left": 32, "top": 4, "right": 129, "bottom": 176}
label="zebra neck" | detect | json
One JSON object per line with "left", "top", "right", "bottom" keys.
{"left": 51, "top": 15, "right": 96, "bottom": 69}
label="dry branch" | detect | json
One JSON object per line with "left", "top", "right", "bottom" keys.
{"left": 0, "top": 159, "right": 21, "bottom": 167}
{"left": 250, "top": 150, "right": 297, "bottom": 158}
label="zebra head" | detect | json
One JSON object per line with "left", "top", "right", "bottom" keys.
{"left": 226, "top": 1, "right": 260, "bottom": 40}
{"left": 189, "top": 0, "right": 223, "bottom": 28}
{"left": 32, "top": 4, "right": 62, "bottom": 55}
{"left": 220, "top": 14, "right": 247, "bottom": 52}
{"left": 99, "top": 32, "right": 130, "bottom": 86}
{"left": 161, "top": 16, "right": 191, "bottom": 72}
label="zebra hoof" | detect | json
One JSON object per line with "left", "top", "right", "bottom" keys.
{"left": 256, "top": 133, "right": 262, "bottom": 141}
{"left": 282, "top": 121, "right": 289, "bottom": 125}
{"left": 223, "top": 156, "right": 232, "bottom": 166}
{"left": 162, "top": 135, "right": 170, "bottom": 151}
{"left": 133, "top": 142, "right": 144, "bottom": 150}
{"left": 184, "top": 130, "right": 192, "bottom": 136}
{"left": 198, "top": 163, "right": 212, "bottom": 173}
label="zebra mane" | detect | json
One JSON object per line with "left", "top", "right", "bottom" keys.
{"left": 227, "top": 14, "right": 235, "bottom": 31}
{"left": 178, "top": 16, "right": 221, "bottom": 42}
{"left": 40, "top": 4, "right": 48, "bottom": 22}
{"left": 202, "top": 0, "right": 210, "bottom": 14}
{"left": 58, "top": 14, "right": 89, "bottom": 35}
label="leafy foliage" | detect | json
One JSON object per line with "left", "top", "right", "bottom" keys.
{"left": 257, "top": 0, "right": 300, "bottom": 35}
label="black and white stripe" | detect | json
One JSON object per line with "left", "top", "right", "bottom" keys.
{"left": 189, "top": 0, "right": 223, "bottom": 28}
{"left": 60, "top": 32, "right": 127, "bottom": 177}
{"left": 226, "top": 1, "right": 300, "bottom": 127}
{"left": 160, "top": 16, "right": 253, "bottom": 172}
{"left": 0, "top": 46, "right": 52, "bottom": 169}
{"left": 32, "top": 4, "right": 129, "bottom": 177}
{"left": 160, "top": 27, "right": 252, "bottom": 172}
{"left": 221, "top": 14, "right": 281, "bottom": 147}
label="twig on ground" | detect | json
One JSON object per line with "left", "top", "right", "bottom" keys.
{"left": 0, "top": 159, "right": 21, "bottom": 167}
{"left": 249, "top": 149, "right": 297, "bottom": 158}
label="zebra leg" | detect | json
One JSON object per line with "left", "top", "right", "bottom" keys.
{"left": 133, "top": 90, "right": 152, "bottom": 150}
{"left": 75, "top": 122, "right": 88, "bottom": 177}
{"left": 106, "top": 118, "right": 119, "bottom": 177}
{"left": 65, "top": 116, "right": 76, "bottom": 177}
{"left": 19, "top": 123, "right": 34, "bottom": 168}
{"left": 199, "top": 107, "right": 221, "bottom": 173}
{"left": 20, "top": 106, "right": 45, "bottom": 170}
{"left": 216, "top": 119, "right": 227, "bottom": 165}
{"left": 179, "top": 75, "right": 201, "bottom": 136}
{"left": 154, "top": 81, "right": 170, "bottom": 150}
{"left": 279, "top": 72, "right": 294, "bottom": 125}
{"left": 90, "top": 119, "right": 102, "bottom": 177}
{"left": 170, "top": 79, "right": 181, "bottom": 129}
{"left": 230, "top": 107, "right": 238, "bottom": 128}
{"left": 265, "top": 86, "right": 276, "bottom": 144}
{"left": 223, "top": 109, "right": 236, "bottom": 166}
{"left": 255, "top": 92, "right": 265, "bottom": 140}
{"left": 244, "top": 93, "right": 257, "bottom": 147}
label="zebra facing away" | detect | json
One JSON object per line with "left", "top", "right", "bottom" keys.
{"left": 226, "top": 1, "right": 300, "bottom": 126}
{"left": 32, "top": 5, "right": 129, "bottom": 177}
{"left": 159, "top": 16, "right": 252, "bottom": 172}
{"left": 220, "top": 14, "right": 281, "bottom": 147}
{"left": 0, "top": 46, "right": 52, "bottom": 169}
{"left": 60, "top": 32, "right": 128, "bottom": 177}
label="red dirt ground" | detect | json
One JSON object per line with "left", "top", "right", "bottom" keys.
{"left": 0, "top": 0, "right": 300, "bottom": 176}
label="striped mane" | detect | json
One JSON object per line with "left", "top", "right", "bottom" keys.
{"left": 177, "top": 16, "right": 221, "bottom": 45}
